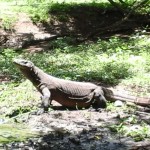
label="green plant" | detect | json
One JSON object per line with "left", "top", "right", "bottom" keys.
{"left": 0, "top": 124, "right": 38, "bottom": 144}
{"left": 1, "top": 15, "right": 17, "bottom": 30}
{"left": 0, "top": 49, "right": 21, "bottom": 80}
{"left": 109, "top": 115, "right": 150, "bottom": 142}
{"left": 122, "top": 122, "right": 150, "bottom": 142}
{"left": 0, "top": 80, "right": 39, "bottom": 116}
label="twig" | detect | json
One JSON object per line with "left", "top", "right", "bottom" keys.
{"left": 130, "top": 141, "right": 150, "bottom": 150}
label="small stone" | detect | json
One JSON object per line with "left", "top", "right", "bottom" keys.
{"left": 69, "top": 136, "right": 80, "bottom": 145}
{"left": 114, "top": 100, "right": 124, "bottom": 107}
{"left": 129, "top": 125, "right": 142, "bottom": 131}
{"left": 38, "top": 137, "right": 43, "bottom": 143}
{"left": 0, "top": 118, "right": 5, "bottom": 124}
{"left": 19, "top": 142, "right": 24, "bottom": 148}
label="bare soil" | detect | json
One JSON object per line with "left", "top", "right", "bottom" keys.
{"left": 1, "top": 6, "right": 150, "bottom": 150}
{"left": 3, "top": 102, "right": 150, "bottom": 150}
{"left": 1, "top": 5, "right": 149, "bottom": 50}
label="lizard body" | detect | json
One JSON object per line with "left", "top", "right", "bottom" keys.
{"left": 13, "top": 59, "right": 107, "bottom": 113}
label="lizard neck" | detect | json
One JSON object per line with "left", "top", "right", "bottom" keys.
{"left": 20, "top": 66, "right": 43, "bottom": 86}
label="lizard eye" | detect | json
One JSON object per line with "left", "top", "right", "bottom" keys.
{"left": 23, "top": 60, "right": 30, "bottom": 65}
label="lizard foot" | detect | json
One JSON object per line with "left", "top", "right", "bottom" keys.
{"left": 36, "top": 108, "right": 45, "bottom": 115}
{"left": 30, "top": 107, "right": 48, "bottom": 115}
{"left": 88, "top": 107, "right": 102, "bottom": 112}
{"left": 29, "top": 109, "right": 44, "bottom": 115}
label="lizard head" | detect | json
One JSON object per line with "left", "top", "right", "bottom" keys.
{"left": 13, "top": 59, "right": 34, "bottom": 69}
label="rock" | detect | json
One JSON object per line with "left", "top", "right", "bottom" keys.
{"left": 69, "top": 136, "right": 80, "bottom": 145}
{"left": 0, "top": 118, "right": 5, "bottom": 124}
{"left": 114, "top": 100, "right": 124, "bottom": 107}
{"left": 129, "top": 125, "right": 142, "bottom": 132}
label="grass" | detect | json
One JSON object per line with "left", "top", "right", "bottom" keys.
{"left": 1, "top": 32, "right": 150, "bottom": 115}
{"left": 0, "top": 0, "right": 149, "bottom": 26}
{"left": 0, "top": 0, "right": 150, "bottom": 143}
{"left": 1, "top": 32, "right": 150, "bottom": 84}
{"left": 1, "top": 30, "right": 150, "bottom": 146}
{"left": 107, "top": 102, "right": 150, "bottom": 142}
{"left": 109, "top": 115, "right": 150, "bottom": 142}
{"left": 0, "top": 123, "right": 38, "bottom": 143}
{"left": 0, "top": 0, "right": 111, "bottom": 26}
{"left": 0, "top": 80, "right": 39, "bottom": 117}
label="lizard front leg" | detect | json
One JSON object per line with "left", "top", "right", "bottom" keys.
{"left": 37, "top": 86, "right": 51, "bottom": 115}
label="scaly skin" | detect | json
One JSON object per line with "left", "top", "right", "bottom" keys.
{"left": 13, "top": 59, "right": 107, "bottom": 114}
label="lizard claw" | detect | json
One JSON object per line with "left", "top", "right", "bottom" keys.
{"left": 88, "top": 107, "right": 102, "bottom": 112}
{"left": 30, "top": 107, "right": 48, "bottom": 115}
{"left": 37, "top": 106, "right": 49, "bottom": 115}
{"left": 36, "top": 108, "right": 45, "bottom": 115}
{"left": 29, "top": 109, "right": 44, "bottom": 115}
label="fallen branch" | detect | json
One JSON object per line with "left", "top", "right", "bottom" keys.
{"left": 129, "top": 140, "right": 150, "bottom": 150}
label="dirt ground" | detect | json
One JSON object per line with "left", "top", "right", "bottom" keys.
{"left": 26, "top": 107, "right": 150, "bottom": 150}
{"left": 1, "top": 6, "right": 150, "bottom": 150}
{"left": 0, "top": 99, "right": 148, "bottom": 150}
{"left": 1, "top": 5, "right": 149, "bottom": 50}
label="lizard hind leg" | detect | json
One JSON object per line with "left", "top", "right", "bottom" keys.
{"left": 92, "top": 87, "right": 107, "bottom": 109}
